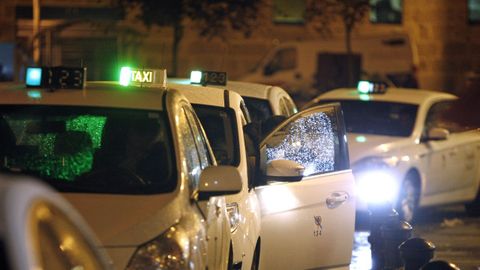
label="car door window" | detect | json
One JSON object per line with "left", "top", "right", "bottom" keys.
{"left": 262, "top": 104, "right": 349, "bottom": 176}
{"left": 265, "top": 48, "right": 297, "bottom": 75}
{"left": 184, "top": 106, "right": 213, "bottom": 168}
{"left": 424, "top": 101, "right": 463, "bottom": 134}
{"left": 178, "top": 106, "right": 202, "bottom": 191}
{"left": 30, "top": 201, "right": 104, "bottom": 270}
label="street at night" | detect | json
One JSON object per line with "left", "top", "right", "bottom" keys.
{"left": 1, "top": 0, "right": 480, "bottom": 269}
{"left": 353, "top": 205, "right": 480, "bottom": 270}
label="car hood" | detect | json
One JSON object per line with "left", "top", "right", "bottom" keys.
{"left": 347, "top": 133, "right": 413, "bottom": 164}
{"left": 63, "top": 192, "right": 182, "bottom": 247}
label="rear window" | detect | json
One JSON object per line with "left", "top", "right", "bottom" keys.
{"left": 243, "top": 97, "right": 273, "bottom": 122}
{"left": 0, "top": 106, "right": 176, "bottom": 194}
{"left": 317, "top": 100, "right": 418, "bottom": 137}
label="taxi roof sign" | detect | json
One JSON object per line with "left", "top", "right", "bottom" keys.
{"left": 357, "top": 80, "right": 387, "bottom": 94}
{"left": 119, "top": 67, "right": 167, "bottom": 88}
{"left": 25, "top": 66, "right": 87, "bottom": 89}
{"left": 190, "top": 70, "right": 227, "bottom": 86}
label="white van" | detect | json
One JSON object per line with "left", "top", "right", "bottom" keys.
{"left": 240, "top": 32, "right": 417, "bottom": 97}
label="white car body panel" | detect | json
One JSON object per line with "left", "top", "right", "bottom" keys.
{"left": 256, "top": 171, "right": 355, "bottom": 269}
{"left": 312, "top": 88, "right": 480, "bottom": 212}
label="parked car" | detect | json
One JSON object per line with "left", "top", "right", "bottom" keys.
{"left": 171, "top": 78, "right": 356, "bottom": 270}
{"left": 239, "top": 32, "right": 417, "bottom": 96}
{"left": 0, "top": 67, "right": 242, "bottom": 269}
{"left": 304, "top": 82, "right": 480, "bottom": 222}
{"left": 171, "top": 82, "right": 262, "bottom": 270}
{"left": 0, "top": 173, "right": 112, "bottom": 270}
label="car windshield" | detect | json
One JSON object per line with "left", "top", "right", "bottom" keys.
{"left": 0, "top": 105, "right": 176, "bottom": 194}
{"left": 192, "top": 105, "right": 240, "bottom": 166}
{"left": 242, "top": 97, "right": 273, "bottom": 122}
{"left": 318, "top": 100, "right": 418, "bottom": 137}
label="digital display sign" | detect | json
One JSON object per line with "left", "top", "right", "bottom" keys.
{"left": 25, "top": 66, "right": 86, "bottom": 89}
{"left": 190, "top": 70, "right": 227, "bottom": 86}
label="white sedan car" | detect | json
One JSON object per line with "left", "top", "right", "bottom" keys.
{"left": 0, "top": 67, "right": 242, "bottom": 270}
{"left": 0, "top": 174, "right": 112, "bottom": 270}
{"left": 305, "top": 84, "right": 480, "bottom": 222}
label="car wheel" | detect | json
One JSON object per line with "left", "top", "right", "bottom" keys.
{"left": 465, "top": 188, "right": 480, "bottom": 216}
{"left": 396, "top": 177, "right": 420, "bottom": 223}
{"left": 250, "top": 242, "right": 260, "bottom": 270}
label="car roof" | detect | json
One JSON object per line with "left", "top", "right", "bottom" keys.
{"left": 169, "top": 82, "right": 244, "bottom": 108}
{"left": 311, "top": 87, "right": 457, "bottom": 106}
{"left": 169, "top": 78, "right": 277, "bottom": 100}
{"left": 0, "top": 81, "right": 169, "bottom": 110}
{"left": 169, "top": 82, "right": 226, "bottom": 106}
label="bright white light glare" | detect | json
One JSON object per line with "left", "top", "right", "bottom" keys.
{"left": 357, "top": 81, "right": 372, "bottom": 94}
{"left": 190, "top": 71, "right": 202, "bottom": 84}
{"left": 257, "top": 185, "right": 298, "bottom": 214}
{"left": 356, "top": 171, "right": 398, "bottom": 204}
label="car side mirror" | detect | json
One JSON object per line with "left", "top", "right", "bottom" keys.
{"left": 426, "top": 127, "right": 449, "bottom": 141}
{"left": 266, "top": 160, "right": 304, "bottom": 182}
{"left": 198, "top": 165, "right": 242, "bottom": 201}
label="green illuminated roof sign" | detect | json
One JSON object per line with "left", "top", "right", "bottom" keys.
{"left": 119, "top": 67, "right": 167, "bottom": 88}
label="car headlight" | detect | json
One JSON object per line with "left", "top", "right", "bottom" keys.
{"left": 353, "top": 156, "right": 400, "bottom": 171}
{"left": 127, "top": 226, "right": 190, "bottom": 270}
{"left": 226, "top": 202, "right": 240, "bottom": 232}
{"left": 356, "top": 170, "right": 398, "bottom": 205}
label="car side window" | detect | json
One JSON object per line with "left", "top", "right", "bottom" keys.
{"left": 424, "top": 101, "right": 463, "bottom": 134}
{"left": 178, "top": 106, "right": 202, "bottom": 190}
{"left": 263, "top": 105, "right": 349, "bottom": 176}
{"left": 265, "top": 48, "right": 297, "bottom": 75}
{"left": 184, "top": 106, "right": 212, "bottom": 168}
{"left": 30, "top": 201, "right": 104, "bottom": 270}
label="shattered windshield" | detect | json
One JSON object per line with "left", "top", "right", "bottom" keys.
{"left": 0, "top": 105, "right": 176, "bottom": 194}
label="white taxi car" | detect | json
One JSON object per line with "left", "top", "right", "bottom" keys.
{"left": 304, "top": 82, "right": 480, "bottom": 222}
{"left": 170, "top": 82, "right": 262, "bottom": 270}
{"left": 171, "top": 74, "right": 356, "bottom": 270}
{"left": 0, "top": 67, "right": 242, "bottom": 269}
{"left": 0, "top": 174, "right": 112, "bottom": 270}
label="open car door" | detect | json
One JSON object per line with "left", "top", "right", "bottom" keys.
{"left": 255, "top": 104, "right": 355, "bottom": 270}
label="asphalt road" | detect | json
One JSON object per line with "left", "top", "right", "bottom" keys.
{"left": 350, "top": 204, "right": 480, "bottom": 270}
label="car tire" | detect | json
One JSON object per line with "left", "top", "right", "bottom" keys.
{"left": 250, "top": 241, "right": 260, "bottom": 270}
{"left": 396, "top": 176, "right": 420, "bottom": 224}
{"left": 465, "top": 188, "right": 480, "bottom": 216}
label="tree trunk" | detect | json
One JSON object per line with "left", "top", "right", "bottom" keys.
{"left": 172, "top": 21, "right": 183, "bottom": 77}
{"left": 345, "top": 27, "right": 354, "bottom": 87}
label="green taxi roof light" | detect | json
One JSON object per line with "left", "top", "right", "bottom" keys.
{"left": 26, "top": 67, "right": 42, "bottom": 87}
{"left": 190, "top": 70, "right": 202, "bottom": 84}
{"left": 357, "top": 81, "right": 371, "bottom": 94}
{"left": 120, "top": 67, "right": 132, "bottom": 86}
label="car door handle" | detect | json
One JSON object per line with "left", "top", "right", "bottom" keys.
{"left": 326, "top": 191, "right": 349, "bottom": 209}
